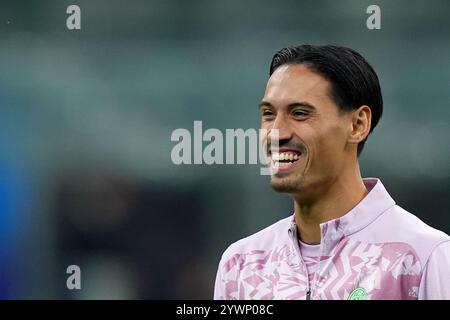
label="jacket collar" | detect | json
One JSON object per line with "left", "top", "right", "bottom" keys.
{"left": 288, "top": 178, "right": 396, "bottom": 255}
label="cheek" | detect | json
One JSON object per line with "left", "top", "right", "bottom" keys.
{"left": 260, "top": 121, "right": 272, "bottom": 134}
{"left": 314, "top": 123, "right": 348, "bottom": 158}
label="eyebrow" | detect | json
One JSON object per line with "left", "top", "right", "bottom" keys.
{"left": 259, "top": 101, "right": 317, "bottom": 112}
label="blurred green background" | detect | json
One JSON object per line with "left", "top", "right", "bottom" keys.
{"left": 0, "top": 0, "right": 449, "bottom": 299}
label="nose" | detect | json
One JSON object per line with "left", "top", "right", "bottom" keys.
{"left": 269, "top": 113, "right": 293, "bottom": 142}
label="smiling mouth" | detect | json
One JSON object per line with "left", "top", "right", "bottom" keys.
{"left": 270, "top": 151, "right": 302, "bottom": 171}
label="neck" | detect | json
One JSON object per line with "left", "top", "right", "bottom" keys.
{"left": 293, "top": 163, "right": 368, "bottom": 244}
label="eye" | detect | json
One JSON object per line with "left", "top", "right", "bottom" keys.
{"left": 261, "top": 108, "right": 275, "bottom": 117}
{"left": 292, "top": 110, "right": 308, "bottom": 118}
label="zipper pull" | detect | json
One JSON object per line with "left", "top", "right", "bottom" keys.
{"left": 306, "top": 290, "right": 311, "bottom": 300}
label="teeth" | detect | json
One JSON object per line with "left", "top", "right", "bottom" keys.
{"left": 271, "top": 152, "right": 300, "bottom": 162}
{"left": 272, "top": 153, "right": 278, "bottom": 161}
{"left": 273, "top": 161, "right": 290, "bottom": 168}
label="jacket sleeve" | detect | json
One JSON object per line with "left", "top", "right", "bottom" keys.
{"left": 213, "top": 255, "right": 225, "bottom": 300}
{"left": 418, "top": 240, "right": 450, "bottom": 299}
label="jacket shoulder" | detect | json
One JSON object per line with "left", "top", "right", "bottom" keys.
{"left": 220, "top": 215, "right": 291, "bottom": 261}
{"left": 357, "top": 204, "right": 450, "bottom": 264}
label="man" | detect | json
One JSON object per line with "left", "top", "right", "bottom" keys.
{"left": 214, "top": 44, "right": 450, "bottom": 300}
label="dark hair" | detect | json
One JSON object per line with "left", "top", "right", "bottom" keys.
{"left": 269, "top": 44, "right": 383, "bottom": 156}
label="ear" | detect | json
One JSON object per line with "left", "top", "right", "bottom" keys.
{"left": 348, "top": 105, "right": 372, "bottom": 145}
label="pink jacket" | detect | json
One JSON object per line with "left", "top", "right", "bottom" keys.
{"left": 214, "top": 178, "right": 450, "bottom": 300}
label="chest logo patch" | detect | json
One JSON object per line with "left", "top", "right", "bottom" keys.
{"left": 347, "top": 287, "right": 368, "bottom": 300}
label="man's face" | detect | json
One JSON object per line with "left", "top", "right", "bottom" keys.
{"left": 260, "top": 64, "right": 352, "bottom": 196}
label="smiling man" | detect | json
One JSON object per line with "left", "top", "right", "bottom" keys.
{"left": 214, "top": 44, "right": 450, "bottom": 300}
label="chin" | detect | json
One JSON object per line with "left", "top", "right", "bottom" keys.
{"left": 270, "top": 176, "right": 303, "bottom": 193}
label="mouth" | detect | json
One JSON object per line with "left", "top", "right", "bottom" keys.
{"left": 269, "top": 150, "right": 302, "bottom": 172}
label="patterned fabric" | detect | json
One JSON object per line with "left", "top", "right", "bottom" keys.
{"left": 214, "top": 178, "right": 450, "bottom": 300}
{"left": 299, "top": 241, "right": 320, "bottom": 285}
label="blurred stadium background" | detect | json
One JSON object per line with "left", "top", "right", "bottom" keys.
{"left": 0, "top": 0, "right": 449, "bottom": 299}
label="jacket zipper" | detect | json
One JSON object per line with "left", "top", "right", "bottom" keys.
{"left": 289, "top": 224, "right": 312, "bottom": 300}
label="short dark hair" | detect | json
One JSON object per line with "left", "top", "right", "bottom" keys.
{"left": 269, "top": 44, "right": 383, "bottom": 156}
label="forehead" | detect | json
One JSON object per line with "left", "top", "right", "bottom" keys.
{"left": 263, "top": 64, "right": 332, "bottom": 107}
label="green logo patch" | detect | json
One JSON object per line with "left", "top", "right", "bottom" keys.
{"left": 347, "top": 287, "right": 368, "bottom": 300}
